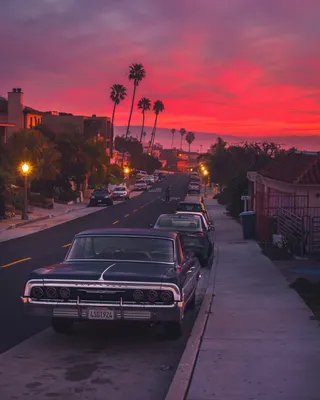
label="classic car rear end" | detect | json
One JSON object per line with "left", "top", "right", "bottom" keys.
{"left": 21, "top": 229, "right": 201, "bottom": 339}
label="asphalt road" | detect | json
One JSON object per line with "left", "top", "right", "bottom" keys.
{"left": 0, "top": 172, "right": 210, "bottom": 400}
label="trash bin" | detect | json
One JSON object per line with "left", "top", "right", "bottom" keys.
{"left": 239, "top": 211, "right": 256, "bottom": 240}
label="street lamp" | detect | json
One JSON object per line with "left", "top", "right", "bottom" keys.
{"left": 21, "top": 163, "right": 30, "bottom": 220}
{"left": 124, "top": 167, "right": 130, "bottom": 175}
{"left": 203, "top": 169, "right": 208, "bottom": 197}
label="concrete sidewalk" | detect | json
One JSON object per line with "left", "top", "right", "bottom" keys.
{"left": 187, "top": 200, "right": 320, "bottom": 400}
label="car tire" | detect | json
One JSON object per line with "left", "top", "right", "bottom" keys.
{"left": 51, "top": 318, "right": 73, "bottom": 334}
{"left": 164, "top": 321, "right": 183, "bottom": 340}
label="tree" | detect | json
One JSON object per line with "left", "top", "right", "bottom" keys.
{"left": 171, "top": 128, "right": 176, "bottom": 148}
{"left": 125, "top": 63, "right": 146, "bottom": 139}
{"left": 137, "top": 97, "right": 151, "bottom": 143}
{"left": 6, "top": 129, "right": 60, "bottom": 182}
{"left": 110, "top": 84, "right": 127, "bottom": 157}
{"left": 185, "top": 131, "right": 195, "bottom": 159}
{"left": 149, "top": 100, "right": 164, "bottom": 152}
{"left": 179, "top": 128, "right": 186, "bottom": 149}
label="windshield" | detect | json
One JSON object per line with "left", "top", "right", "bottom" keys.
{"left": 176, "top": 203, "right": 203, "bottom": 212}
{"left": 93, "top": 189, "right": 108, "bottom": 195}
{"left": 67, "top": 236, "right": 174, "bottom": 263}
{"left": 176, "top": 213, "right": 207, "bottom": 230}
{"left": 155, "top": 216, "right": 201, "bottom": 231}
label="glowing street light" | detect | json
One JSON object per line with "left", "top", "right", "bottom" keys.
{"left": 21, "top": 162, "right": 30, "bottom": 220}
{"left": 124, "top": 167, "right": 130, "bottom": 174}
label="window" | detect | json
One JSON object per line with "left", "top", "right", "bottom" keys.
{"left": 177, "top": 203, "right": 203, "bottom": 212}
{"left": 67, "top": 236, "right": 174, "bottom": 263}
{"left": 156, "top": 216, "right": 201, "bottom": 231}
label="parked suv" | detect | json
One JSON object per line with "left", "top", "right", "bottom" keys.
{"left": 112, "top": 186, "right": 130, "bottom": 200}
{"left": 134, "top": 179, "right": 148, "bottom": 191}
{"left": 89, "top": 188, "right": 113, "bottom": 207}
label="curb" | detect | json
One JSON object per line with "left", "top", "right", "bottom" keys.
{"left": 165, "top": 244, "right": 219, "bottom": 400}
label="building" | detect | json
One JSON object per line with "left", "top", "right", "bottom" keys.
{"left": 247, "top": 151, "right": 320, "bottom": 256}
{"left": 0, "top": 88, "right": 113, "bottom": 155}
{"left": 43, "top": 112, "right": 113, "bottom": 156}
{"left": 0, "top": 88, "right": 44, "bottom": 143}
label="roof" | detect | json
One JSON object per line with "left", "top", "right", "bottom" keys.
{"left": 23, "top": 106, "right": 44, "bottom": 116}
{"left": 258, "top": 153, "right": 320, "bottom": 184}
{"left": 75, "top": 228, "right": 178, "bottom": 239}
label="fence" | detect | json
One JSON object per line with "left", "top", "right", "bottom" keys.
{"left": 255, "top": 190, "right": 320, "bottom": 258}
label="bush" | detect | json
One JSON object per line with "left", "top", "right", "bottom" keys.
{"left": 58, "top": 190, "right": 79, "bottom": 203}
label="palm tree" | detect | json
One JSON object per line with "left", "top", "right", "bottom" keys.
{"left": 171, "top": 129, "right": 176, "bottom": 148}
{"left": 142, "top": 131, "right": 147, "bottom": 142}
{"left": 110, "top": 84, "right": 127, "bottom": 157}
{"left": 149, "top": 100, "right": 164, "bottom": 152}
{"left": 185, "top": 131, "right": 195, "bottom": 160}
{"left": 138, "top": 97, "right": 151, "bottom": 143}
{"left": 179, "top": 128, "right": 186, "bottom": 149}
{"left": 125, "top": 63, "right": 146, "bottom": 139}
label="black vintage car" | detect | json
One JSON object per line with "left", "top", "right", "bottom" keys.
{"left": 152, "top": 214, "right": 214, "bottom": 267}
{"left": 88, "top": 188, "right": 113, "bottom": 207}
{"left": 21, "top": 229, "right": 201, "bottom": 339}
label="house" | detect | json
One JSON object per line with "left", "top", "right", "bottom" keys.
{"left": 247, "top": 152, "right": 320, "bottom": 210}
{"left": 0, "top": 88, "right": 113, "bottom": 155}
{"left": 0, "top": 88, "right": 44, "bottom": 143}
{"left": 43, "top": 112, "right": 113, "bottom": 156}
{"left": 247, "top": 151, "right": 320, "bottom": 255}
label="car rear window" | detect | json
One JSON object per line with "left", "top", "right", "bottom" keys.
{"left": 93, "top": 189, "right": 108, "bottom": 195}
{"left": 136, "top": 180, "right": 146, "bottom": 183}
{"left": 114, "top": 187, "right": 126, "bottom": 191}
{"left": 67, "top": 236, "right": 174, "bottom": 263}
{"left": 155, "top": 216, "right": 201, "bottom": 231}
{"left": 176, "top": 203, "right": 203, "bottom": 212}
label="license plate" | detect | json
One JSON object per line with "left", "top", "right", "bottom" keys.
{"left": 88, "top": 309, "right": 114, "bottom": 320}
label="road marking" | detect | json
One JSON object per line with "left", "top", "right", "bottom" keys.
{"left": 113, "top": 220, "right": 119, "bottom": 225}
{"left": 0, "top": 257, "right": 32, "bottom": 269}
{"left": 124, "top": 214, "right": 130, "bottom": 217}
{"left": 62, "top": 243, "right": 71, "bottom": 248}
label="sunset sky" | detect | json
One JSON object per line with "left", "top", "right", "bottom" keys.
{"left": 1, "top": 0, "right": 320, "bottom": 137}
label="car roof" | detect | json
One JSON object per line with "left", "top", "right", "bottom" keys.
{"left": 75, "top": 228, "right": 178, "bottom": 239}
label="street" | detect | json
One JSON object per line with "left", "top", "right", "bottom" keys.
{"left": 0, "top": 173, "right": 210, "bottom": 400}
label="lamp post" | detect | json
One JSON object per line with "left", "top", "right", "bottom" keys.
{"left": 21, "top": 163, "right": 30, "bottom": 220}
{"left": 203, "top": 169, "right": 208, "bottom": 197}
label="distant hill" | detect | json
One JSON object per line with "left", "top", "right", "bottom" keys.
{"left": 114, "top": 126, "right": 319, "bottom": 152}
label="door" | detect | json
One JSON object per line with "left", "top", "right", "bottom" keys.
{"left": 176, "top": 237, "right": 198, "bottom": 303}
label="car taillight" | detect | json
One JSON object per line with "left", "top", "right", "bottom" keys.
{"left": 133, "top": 290, "right": 144, "bottom": 302}
{"left": 59, "top": 287, "right": 71, "bottom": 299}
{"left": 146, "top": 290, "right": 158, "bottom": 302}
{"left": 46, "top": 287, "right": 58, "bottom": 299}
{"left": 161, "top": 291, "right": 173, "bottom": 303}
{"left": 30, "top": 287, "right": 44, "bottom": 299}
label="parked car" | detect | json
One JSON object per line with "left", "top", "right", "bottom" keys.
{"left": 136, "top": 170, "right": 148, "bottom": 178}
{"left": 188, "top": 182, "right": 200, "bottom": 194}
{"left": 134, "top": 179, "right": 148, "bottom": 191}
{"left": 152, "top": 214, "right": 214, "bottom": 267}
{"left": 176, "top": 200, "right": 206, "bottom": 213}
{"left": 88, "top": 188, "right": 113, "bottom": 207}
{"left": 112, "top": 186, "right": 130, "bottom": 200}
{"left": 21, "top": 229, "right": 201, "bottom": 339}
{"left": 145, "top": 177, "right": 154, "bottom": 187}
{"left": 176, "top": 211, "right": 214, "bottom": 232}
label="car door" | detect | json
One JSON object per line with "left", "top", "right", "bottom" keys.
{"left": 176, "top": 236, "right": 198, "bottom": 303}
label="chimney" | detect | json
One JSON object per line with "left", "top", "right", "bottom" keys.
{"left": 7, "top": 87, "right": 24, "bottom": 138}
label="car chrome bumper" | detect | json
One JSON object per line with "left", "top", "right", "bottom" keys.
{"left": 21, "top": 298, "right": 183, "bottom": 322}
